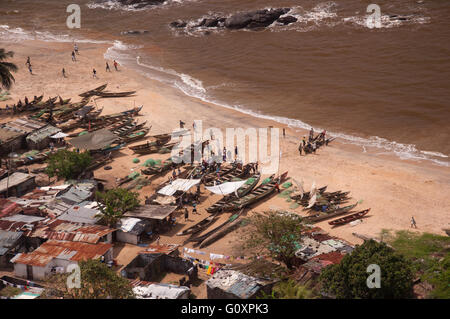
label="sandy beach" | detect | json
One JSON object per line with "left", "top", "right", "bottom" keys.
{"left": 1, "top": 38, "right": 449, "bottom": 258}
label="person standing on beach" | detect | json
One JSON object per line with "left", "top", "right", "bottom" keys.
{"left": 411, "top": 216, "right": 417, "bottom": 228}
{"left": 309, "top": 128, "right": 314, "bottom": 142}
{"left": 62, "top": 68, "right": 66, "bottom": 78}
{"left": 92, "top": 68, "right": 97, "bottom": 78}
{"left": 71, "top": 51, "right": 76, "bottom": 62}
{"left": 113, "top": 60, "right": 119, "bottom": 71}
{"left": 25, "top": 57, "right": 31, "bottom": 67}
{"left": 283, "top": 128, "right": 286, "bottom": 138}
{"left": 106, "top": 62, "right": 111, "bottom": 72}
{"left": 184, "top": 208, "right": 189, "bottom": 221}
{"left": 298, "top": 143, "right": 303, "bottom": 156}
{"left": 74, "top": 43, "right": 79, "bottom": 55}
{"left": 235, "top": 146, "right": 238, "bottom": 159}
{"left": 28, "top": 64, "right": 33, "bottom": 75}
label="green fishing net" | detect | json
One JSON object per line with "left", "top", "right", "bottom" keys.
{"left": 245, "top": 177, "right": 256, "bottom": 185}
{"left": 132, "top": 158, "right": 140, "bottom": 163}
{"left": 143, "top": 159, "right": 161, "bottom": 167}
{"left": 229, "top": 214, "right": 239, "bottom": 222}
{"left": 261, "top": 177, "right": 271, "bottom": 185}
{"left": 282, "top": 182, "right": 292, "bottom": 189}
{"left": 78, "top": 131, "right": 88, "bottom": 136}
{"left": 128, "top": 172, "right": 140, "bottom": 179}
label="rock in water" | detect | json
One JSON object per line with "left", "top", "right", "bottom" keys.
{"left": 170, "top": 20, "right": 187, "bottom": 28}
{"left": 225, "top": 8, "right": 291, "bottom": 29}
{"left": 277, "top": 15, "right": 298, "bottom": 25}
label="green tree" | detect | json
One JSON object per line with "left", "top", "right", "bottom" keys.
{"left": 45, "top": 149, "right": 92, "bottom": 180}
{"left": 260, "top": 280, "right": 315, "bottom": 299}
{"left": 96, "top": 188, "right": 140, "bottom": 226}
{"left": 0, "top": 49, "right": 17, "bottom": 90}
{"left": 320, "top": 240, "right": 414, "bottom": 299}
{"left": 42, "top": 259, "right": 134, "bottom": 299}
{"left": 243, "top": 211, "right": 304, "bottom": 269}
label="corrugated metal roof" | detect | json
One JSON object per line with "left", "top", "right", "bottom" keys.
{"left": 26, "top": 125, "right": 61, "bottom": 143}
{"left": 1, "top": 214, "right": 45, "bottom": 224}
{"left": 11, "top": 240, "right": 112, "bottom": 267}
{"left": 206, "top": 270, "right": 267, "bottom": 299}
{"left": 0, "top": 230, "right": 23, "bottom": 255}
{"left": 140, "top": 243, "right": 179, "bottom": 255}
{"left": 124, "top": 205, "right": 177, "bottom": 220}
{"left": 0, "top": 173, "right": 34, "bottom": 193}
{"left": 57, "top": 206, "right": 100, "bottom": 224}
{"left": 0, "top": 199, "right": 23, "bottom": 218}
{"left": 58, "top": 187, "right": 93, "bottom": 205}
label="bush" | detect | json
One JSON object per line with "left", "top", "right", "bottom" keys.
{"left": 320, "top": 240, "right": 414, "bottom": 299}
{"left": 96, "top": 188, "right": 140, "bottom": 226}
{"left": 45, "top": 149, "right": 92, "bottom": 180}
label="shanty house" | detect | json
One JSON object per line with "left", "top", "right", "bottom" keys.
{"left": 0, "top": 230, "right": 24, "bottom": 268}
{"left": 0, "top": 118, "right": 47, "bottom": 155}
{"left": 25, "top": 125, "right": 61, "bottom": 150}
{"left": 0, "top": 172, "right": 36, "bottom": 198}
{"left": 206, "top": 269, "right": 275, "bottom": 299}
{"left": 121, "top": 244, "right": 197, "bottom": 283}
{"left": 56, "top": 205, "right": 101, "bottom": 225}
{"left": 123, "top": 205, "right": 177, "bottom": 234}
{"left": 115, "top": 217, "right": 149, "bottom": 245}
{"left": 11, "top": 240, "right": 113, "bottom": 280}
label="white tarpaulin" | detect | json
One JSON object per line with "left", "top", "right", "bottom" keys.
{"left": 205, "top": 180, "right": 247, "bottom": 195}
{"left": 158, "top": 179, "right": 201, "bottom": 196}
{"left": 50, "top": 132, "right": 68, "bottom": 139}
{"left": 120, "top": 217, "right": 142, "bottom": 233}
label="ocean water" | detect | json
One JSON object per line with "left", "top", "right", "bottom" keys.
{"left": 0, "top": 0, "right": 449, "bottom": 166}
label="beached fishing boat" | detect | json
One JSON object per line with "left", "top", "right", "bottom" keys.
{"left": 85, "top": 106, "right": 103, "bottom": 119}
{"left": 204, "top": 163, "right": 253, "bottom": 187}
{"left": 128, "top": 133, "right": 172, "bottom": 153}
{"left": 303, "top": 203, "right": 358, "bottom": 224}
{"left": 96, "top": 91, "right": 136, "bottom": 98}
{"left": 112, "top": 121, "right": 148, "bottom": 137}
{"left": 328, "top": 208, "right": 371, "bottom": 226}
{"left": 206, "top": 172, "right": 261, "bottom": 213}
{"left": 141, "top": 158, "right": 177, "bottom": 176}
{"left": 222, "top": 172, "right": 288, "bottom": 211}
{"left": 79, "top": 115, "right": 134, "bottom": 131}
{"left": 202, "top": 164, "right": 236, "bottom": 185}
{"left": 79, "top": 84, "right": 108, "bottom": 98}
{"left": 120, "top": 127, "right": 150, "bottom": 144}
{"left": 177, "top": 214, "right": 219, "bottom": 237}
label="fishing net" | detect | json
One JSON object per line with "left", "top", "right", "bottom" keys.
{"left": 245, "top": 177, "right": 256, "bottom": 185}
{"left": 78, "top": 131, "right": 88, "bottom": 136}
{"left": 128, "top": 172, "right": 140, "bottom": 179}
{"left": 290, "top": 202, "right": 300, "bottom": 209}
{"left": 132, "top": 158, "right": 140, "bottom": 163}
{"left": 261, "top": 177, "right": 272, "bottom": 185}
{"left": 282, "top": 182, "right": 292, "bottom": 189}
{"left": 143, "top": 159, "right": 161, "bottom": 167}
{"left": 278, "top": 190, "right": 293, "bottom": 198}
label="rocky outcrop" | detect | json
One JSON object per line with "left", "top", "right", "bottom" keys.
{"left": 277, "top": 15, "right": 298, "bottom": 25}
{"left": 170, "top": 8, "right": 297, "bottom": 32}
{"left": 117, "top": 0, "right": 165, "bottom": 8}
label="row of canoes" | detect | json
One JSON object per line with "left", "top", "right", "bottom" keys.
{"left": 79, "top": 84, "right": 136, "bottom": 99}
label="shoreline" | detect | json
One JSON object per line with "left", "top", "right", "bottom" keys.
{"left": 0, "top": 39, "right": 449, "bottom": 247}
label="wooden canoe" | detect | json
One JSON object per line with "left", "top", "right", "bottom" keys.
{"left": 205, "top": 172, "right": 261, "bottom": 213}
{"left": 141, "top": 158, "right": 176, "bottom": 176}
{"left": 79, "top": 84, "right": 108, "bottom": 97}
{"left": 120, "top": 127, "right": 150, "bottom": 144}
{"left": 303, "top": 203, "right": 358, "bottom": 224}
{"left": 204, "top": 163, "right": 252, "bottom": 187}
{"left": 96, "top": 91, "right": 136, "bottom": 98}
{"left": 328, "top": 209, "right": 371, "bottom": 226}
{"left": 222, "top": 172, "right": 288, "bottom": 211}
{"left": 177, "top": 214, "right": 219, "bottom": 237}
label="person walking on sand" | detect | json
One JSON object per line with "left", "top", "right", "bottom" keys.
{"left": 283, "top": 128, "right": 286, "bottom": 138}
{"left": 309, "top": 128, "right": 314, "bottom": 142}
{"left": 25, "top": 57, "right": 31, "bottom": 67}
{"left": 106, "top": 62, "right": 111, "bottom": 72}
{"left": 74, "top": 43, "right": 79, "bottom": 55}
{"left": 92, "top": 68, "right": 97, "bottom": 78}
{"left": 193, "top": 203, "right": 199, "bottom": 215}
{"left": 411, "top": 216, "right": 417, "bottom": 228}
{"left": 113, "top": 60, "right": 119, "bottom": 71}
{"left": 28, "top": 64, "right": 33, "bottom": 75}
{"left": 71, "top": 51, "right": 76, "bottom": 62}
{"left": 298, "top": 142, "right": 303, "bottom": 156}
{"left": 62, "top": 68, "right": 66, "bottom": 78}
{"left": 184, "top": 208, "right": 189, "bottom": 221}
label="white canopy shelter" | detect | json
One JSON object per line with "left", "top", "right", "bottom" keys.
{"left": 50, "top": 132, "right": 68, "bottom": 139}
{"left": 157, "top": 179, "right": 201, "bottom": 196}
{"left": 205, "top": 180, "right": 247, "bottom": 195}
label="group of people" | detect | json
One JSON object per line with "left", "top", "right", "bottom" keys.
{"left": 66, "top": 43, "right": 119, "bottom": 78}
{"left": 298, "top": 128, "right": 328, "bottom": 156}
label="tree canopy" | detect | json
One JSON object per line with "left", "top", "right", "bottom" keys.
{"left": 43, "top": 259, "right": 134, "bottom": 299}
{"left": 319, "top": 239, "right": 414, "bottom": 299}
{"left": 0, "top": 49, "right": 17, "bottom": 90}
{"left": 96, "top": 188, "right": 140, "bottom": 226}
{"left": 45, "top": 149, "right": 92, "bottom": 180}
{"left": 243, "top": 211, "right": 304, "bottom": 269}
